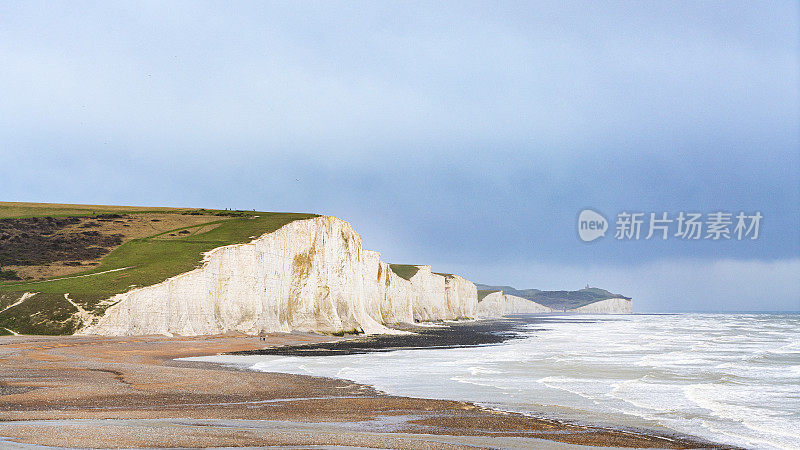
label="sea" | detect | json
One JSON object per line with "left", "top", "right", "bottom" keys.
{"left": 193, "top": 314, "right": 800, "bottom": 449}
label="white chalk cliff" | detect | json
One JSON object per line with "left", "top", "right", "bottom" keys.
{"left": 568, "top": 297, "right": 633, "bottom": 314}
{"left": 79, "top": 216, "right": 478, "bottom": 336}
{"left": 77, "top": 216, "right": 632, "bottom": 337}
{"left": 476, "top": 291, "right": 555, "bottom": 317}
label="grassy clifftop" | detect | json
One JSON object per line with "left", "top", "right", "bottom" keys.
{"left": 389, "top": 264, "right": 420, "bottom": 281}
{"left": 477, "top": 289, "right": 500, "bottom": 301}
{"left": 0, "top": 202, "right": 317, "bottom": 335}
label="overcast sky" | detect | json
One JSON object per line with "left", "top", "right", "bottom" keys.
{"left": 2, "top": 1, "right": 798, "bottom": 311}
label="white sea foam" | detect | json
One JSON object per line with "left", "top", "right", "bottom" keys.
{"left": 191, "top": 313, "right": 800, "bottom": 449}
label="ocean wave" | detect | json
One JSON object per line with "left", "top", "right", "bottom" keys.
{"left": 230, "top": 313, "right": 799, "bottom": 450}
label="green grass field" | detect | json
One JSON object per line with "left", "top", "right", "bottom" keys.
{"left": 477, "top": 289, "right": 500, "bottom": 301}
{"left": 389, "top": 264, "right": 420, "bottom": 281}
{"left": 0, "top": 201, "right": 186, "bottom": 219}
{"left": 0, "top": 202, "right": 317, "bottom": 334}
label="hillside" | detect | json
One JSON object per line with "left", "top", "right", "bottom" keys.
{"left": 0, "top": 202, "right": 630, "bottom": 337}
{"left": 0, "top": 202, "right": 317, "bottom": 335}
{"left": 476, "top": 284, "right": 630, "bottom": 311}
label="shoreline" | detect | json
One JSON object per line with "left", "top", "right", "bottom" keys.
{"left": 0, "top": 330, "right": 731, "bottom": 449}
{"left": 193, "top": 355, "right": 721, "bottom": 450}
{"left": 211, "top": 317, "right": 737, "bottom": 447}
{"left": 230, "top": 317, "right": 528, "bottom": 356}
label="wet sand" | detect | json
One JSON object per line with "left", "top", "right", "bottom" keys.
{"left": 0, "top": 331, "right": 729, "bottom": 449}
{"left": 231, "top": 316, "right": 599, "bottom": 356}
{"left": 232, "top": 317, "right": 527, "bottom": 357}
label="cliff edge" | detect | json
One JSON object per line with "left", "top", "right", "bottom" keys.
{"left": 568, "top": 297, "right": 633, "bottom": 314}
{"left": 79, "top": 216, "right": 477, "bottom": 336}
{"left": 0, "top": 202, "right": 633, "bottom": 337}
{"left": 476, "top": 291, "right": 554, "bottom": 317}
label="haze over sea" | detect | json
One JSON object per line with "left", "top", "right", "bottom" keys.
{"left": 198, "top": 314, "right": 800, "bottom": 449}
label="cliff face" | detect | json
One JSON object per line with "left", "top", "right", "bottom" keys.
{"left": 568, "top": 298, "right": 632, "bottom": 313}
{"left": 476, "top": 291, "right": 555, "bottom": 317}
{"left": 79, "top": 216, "right": 477, "bottom": 336}
{"left": 476, "top": 291, "right": 633, "bottom": 316}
